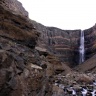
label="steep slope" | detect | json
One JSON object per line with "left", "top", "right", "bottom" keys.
{"left": 0, "top": 6, "right": 39, "bottom": 48}
{"left": 0, "top": 0, "right": 72, "bottom": 96}
{"left": 75, "top": 54, "right": 96, "bottom": 73}
{"left": 0, "top": 0, "right": 96, "bottom": 95}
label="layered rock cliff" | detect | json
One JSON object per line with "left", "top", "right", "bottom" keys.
{"left": 84, "top": 25, "right": 96, "bottom": 59}
{"left": 32, "top": 21, "right": 81, "bottom": 67}
{"left": 0, "top": 0, "right": 96, "bottom": 96}
{"left": 32, "top": 21, "right": 96, "bottom": 68}
{"left": 0, "top": 0, "right": 71, "bottom": 96}
{"left": 75, "top": 24, "right": 96, "bottom": 73}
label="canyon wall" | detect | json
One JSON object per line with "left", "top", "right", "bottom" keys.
{"left": 84, "top": 24, "right": 96, "bottom": 60}
{"left": 1, "top": 0, "right": 96, "bottom": 68}
{"left": 32, "top": 21, "right": 81, "bottom": 67}
{"left": 1, "top": 0, "right": 96, "bottom": 95}
{"left": 0, "top": 0, "right": 71, "bottom": 95}
{"left": 32, "top": 21, "right": 96, "bottom": 67}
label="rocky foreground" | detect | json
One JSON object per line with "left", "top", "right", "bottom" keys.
{"left": 0, "top": 27, "right": 95, "bottom": 95}
{"left": 0, "top": 0, "right": 96, "bottom": 96}
{"left": 52, "top": 72, "right": 96, "bottom": 96}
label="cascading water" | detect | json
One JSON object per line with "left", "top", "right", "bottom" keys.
{"left": 79, "top": 30, "right": 85, "bottom": 64}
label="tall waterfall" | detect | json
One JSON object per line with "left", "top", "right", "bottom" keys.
{"left": 79, "top": 30, "right": 85, "bottom": 64}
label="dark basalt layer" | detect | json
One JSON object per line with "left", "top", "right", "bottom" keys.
{"left": 84, "top": 25, "right": 96, "bottom": 60}
{"left": 32, "top": 21, "right": 81, "bottom": 67}
{"left": 32, "top": 21, "right": 96, "bottom": 67}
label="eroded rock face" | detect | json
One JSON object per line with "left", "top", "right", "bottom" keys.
{"left": 0, "top": 5, "right": 39, "bottom": 48}
{"left": 1, "top": 0, "right": 96, "bottom": 68}
{"left": 0, "top": 1, "right": 72, "bottom": 95}
{"left": 32, "top": 21, "right": 81, "bottom": 67}
{"left": 84, "top": 25, "right": 96, "bottom": 60}
{"left": 1, "top": 0, "right": 96, "bottom": 96}
{"left": 0, "top": 37, "right": 43, "bottom": 96}
{"left": 32, "top": 21, "right": 96, "bottom": 68}
{"left": 0, "top": 0, "right": 28, "bottom": 17}
{"left": 0, "top": 37, "right": 71, "bottom": 96}
{"left": 0, "top": 35, "right": 71, "bottom": 96}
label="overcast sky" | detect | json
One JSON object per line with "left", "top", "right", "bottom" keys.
{"left": 18, "top": 0, "right": 96, "bottom": 30}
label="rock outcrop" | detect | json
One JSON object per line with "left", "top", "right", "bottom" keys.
{"left": 52, "top": 72, "right": 96, "bottom": 96}
{"left": 0, "top": 0, "right": 71, "bottom": 96}
{"left": 0, "top": 0, "right": 96, "bottom": 96}
{"left": 0, "top": 35, "right": 71, "bottom": 96}
{"left": 0, "top": 5, "right": 39, "bottom": 48}
{"left": 0, "top": 0, "right": 28, "bottom": 17}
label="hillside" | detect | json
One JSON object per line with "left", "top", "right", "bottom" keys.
{"left": 0, "top": 0, "right": 96, "bottom": 96}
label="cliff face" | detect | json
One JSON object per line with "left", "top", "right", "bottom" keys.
{"left": 0, "top": 0, "right": 28, "bottom": 17}
{"left": 84, "top": 25, "right": 96, "bottom": 60}
{"left": 0, "top": 5, "right": 39, "bottom": 48}
{"left": 1, "top": 0, "right": 96, "bottom": 95}
{"left": 75, "top": 24, "right": 96, "bottom": 73}
{"left": 75, "top": 25, "right": 96, "bottom": 73}
{"left": 32, "top": 21, "right": 81, "bottom": 67}
{"left": 0, "top": 0, "right": 71, "bottom": 96}
{"left": 0, "top": 0, "right": 95, "bottom": 70}
{"left": 32, "top": 21, "right": 96, "bottom": 67}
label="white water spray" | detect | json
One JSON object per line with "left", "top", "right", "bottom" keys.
{"left": 79, "top": 30, "right": 85, "bottom": 64}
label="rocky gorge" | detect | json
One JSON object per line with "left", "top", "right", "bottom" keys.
{"left": 0, "top": 0, "right": 96, "bottom": 96}
{"left": 32, "top": 21, "right": 96, "bottom": 68}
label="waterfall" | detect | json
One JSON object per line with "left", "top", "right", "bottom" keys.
{"left": 79, "top": 30, "right": 85, "bottom": 64}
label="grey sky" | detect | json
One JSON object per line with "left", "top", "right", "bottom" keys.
{"left": 18, "top": 0, "right": 96, "bottom": 30}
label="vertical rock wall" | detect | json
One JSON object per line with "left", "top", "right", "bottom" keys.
{"left": 1, "top": 0, "right": 96, "bottom": 68}
{"left": 84, "top": 24, "right": 96, "bottom": 60}
{"left": 32, "top": 21, "right": 81, "bottom": 67}
{"left": 32, "top": 21, "right": 96, "bottom": 67}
